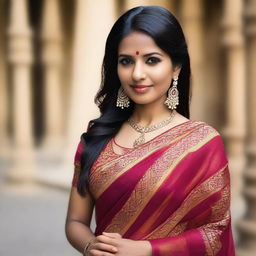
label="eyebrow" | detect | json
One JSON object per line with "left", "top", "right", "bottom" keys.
{"left": 118, "top": 52, "right": 163, "bottom": 58}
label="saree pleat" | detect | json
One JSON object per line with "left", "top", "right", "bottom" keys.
{"left": 72, "top": 121, "right": 235, "bottom": 255}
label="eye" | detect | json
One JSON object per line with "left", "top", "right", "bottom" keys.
{"left": 146, "top": 57, "right": 161, "bottom": 65}
{"left": 118, "top": 57, "right": 133, "bottom": 66}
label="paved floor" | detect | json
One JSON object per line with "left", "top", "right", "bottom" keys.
{"left": 0, "top": 173, "right": 78, "bottom": 256}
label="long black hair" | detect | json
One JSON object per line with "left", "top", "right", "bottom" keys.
{"left": 77, "top": 6, "right": 191, "bottom": 196}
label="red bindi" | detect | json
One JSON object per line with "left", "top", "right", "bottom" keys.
{"left": 136, "top": 51, "right": 139, "bottom": 55}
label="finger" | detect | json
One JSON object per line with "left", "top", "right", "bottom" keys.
{"left": 102, "top": 232, "right": 122, "bottom": 238}
{"left": 96, "top": 235, "right": 116, "bottom": 245}
{"left": 93, "top": 242, "right": 118, "bottom": 253}
{"left": 89, "top": 248, "right": 116, "bottom": 256}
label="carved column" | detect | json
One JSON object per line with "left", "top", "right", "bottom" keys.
{"left": 180, "top": 0, "right": 205, "bottom": 121}
{"left": 237, "top": 0, "right": 256, "bottom": 254}
{"left": 7, "top": 0, "right": 35, "bottom": 181}
{"left": 48, "top": 0, "right": 117, "bottom": 187}
{"left": 67, "top": 0, "right": 116, "bottom": 142}
{"left": 41, "top": 0, "right": 64, "bottom": 148}
{"left": 0, "top": 0, "right": 9, "bottom": 153}
{"left": 222, "top": 0, "right": 246, "bottom": 199}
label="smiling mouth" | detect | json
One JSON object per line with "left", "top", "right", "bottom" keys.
{"left": 130, "top": 85, "right": 152, "bottom": 93}
{"left": 131, "top": 85, "right": 152, "bottom": 88}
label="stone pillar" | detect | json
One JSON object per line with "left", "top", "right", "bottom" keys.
{"left": 221, "top": 0, "right": 246, "bottom": 200}
{"left": 7, "top": 0, "right": 35, "bottom": 181}
{"left": 237, "top": 0, "right": 256, "bottom": 255}
{"left": 0, "top": 0, "right": 9, "bottom": 153}
{"left": 41, "top": 0, "right": 64, "bottom": 149}
{"left": 180, "top": 0, "right": 205, "bottom": 121}
{"left": 48, "top": 0, "right": 117, "bottom": 187}
{"left": 68, "top": 0, "right": 116, "bottom": 142}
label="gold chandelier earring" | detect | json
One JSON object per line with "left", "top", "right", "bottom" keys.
{"left": 116, "top": 87, "right": 130, "bottom": 109}
{"left": 164, "top": 77, "right": 179, "bottom": 110}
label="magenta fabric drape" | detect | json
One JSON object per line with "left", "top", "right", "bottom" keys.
{"left": 72, "top": 121, "right": 235, "bottom": 256}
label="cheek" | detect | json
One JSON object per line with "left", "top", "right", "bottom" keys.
{"left": 117, "top": 65, "right": 122, "bottom": 80}
{"left": 117, "top": 66, "right": 130, "bottom": 83}
{"left": 151, "top": 68, "right": 173, "bottom": 85}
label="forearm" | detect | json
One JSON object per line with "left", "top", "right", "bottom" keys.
{"left": 65, "top": 219, "right": 95, "bottom": 253}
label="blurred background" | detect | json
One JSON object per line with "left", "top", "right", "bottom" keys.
{"left": 0, "top": 0, "right": 255, "bottom": 255}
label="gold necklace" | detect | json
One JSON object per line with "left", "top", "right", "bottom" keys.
{"left": 127, "top": 110, "right": 176, "bottom": 147}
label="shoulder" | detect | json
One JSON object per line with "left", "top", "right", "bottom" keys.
{"left": 174, "top": 113, "right": 219, "bottom": 136}
{"left": 179, "top": 119, "right": 226, "bottom": 154}
{"left": 188, "top": 120, "right": 227, "bottom": 155}
{"left": 188, "top": 120, "right": 221, "bottom": 137}
{"left": 74, "top": 140, "right": 84, "bottom": 164}
{"left": 173, "top": 113, "right": 223, "bottom": 141}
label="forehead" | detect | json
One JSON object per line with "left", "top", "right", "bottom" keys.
{"left": 118, "top": 31, "right": 165, "bottom": 55}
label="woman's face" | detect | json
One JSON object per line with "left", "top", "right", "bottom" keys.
{"left": 117, "top": 31, "right": 181, "bottom": 106}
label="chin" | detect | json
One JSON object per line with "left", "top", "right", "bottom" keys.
{"left": 128, "top": 96, "right": 149, "bottom": 104}
{"left": 131, "top": 98, "right": 159, "bottom": 106}
{"left": 129, "top": 94, "right": 165, "bottom": 106}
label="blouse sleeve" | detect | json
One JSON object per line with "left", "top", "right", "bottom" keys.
{"left": 71, "top": 140, "right": 84, "bottom": 187}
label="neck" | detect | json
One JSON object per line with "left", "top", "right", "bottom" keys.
{"left": 131, "top": 101, "right": 173, "bottom": 127}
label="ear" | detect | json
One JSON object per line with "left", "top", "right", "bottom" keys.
{"left": 173, "top": 64, "right": 182, "bottom": 78}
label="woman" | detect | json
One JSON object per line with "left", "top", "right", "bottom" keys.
{"left": 65, "top": 6, "right": 235, "bottom": 256}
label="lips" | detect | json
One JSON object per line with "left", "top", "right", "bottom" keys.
{"left": 130, "top": 84, "right": 152, "bottom": 93}
{"left": 131, "top": 85, "right": 152, "bottom": 88}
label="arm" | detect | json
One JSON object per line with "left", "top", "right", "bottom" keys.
{"left": 65, "top": 187, "right": 119, "bottom": 255}
{"left": 65, "top": 186, "right": 95, "bottom": 253}
{"left": 66, "top": 138, "right": 120, "bottom": 256}
{"left": 65, "top": 139, "right": 96, "bottom": 253}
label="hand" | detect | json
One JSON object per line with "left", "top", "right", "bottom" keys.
{"left": 102, "top": 232, "right": 152, "bottom": 256}
{"left": 86, "top": 234, "right": 118, "bottom": 256}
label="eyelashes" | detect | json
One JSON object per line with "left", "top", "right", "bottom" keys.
{"left": 118, "top": 57, "right": 161, "bottom": 66}
{"left": 118, "top": 58, "right": 133, "bottom": 66}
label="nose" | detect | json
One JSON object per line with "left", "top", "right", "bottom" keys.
{"left": 132, "top": 61, "right": 146, "bottom": 81}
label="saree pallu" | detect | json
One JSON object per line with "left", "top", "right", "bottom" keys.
{"left": 72, "top": 121, "right": 235, "bottom": 256}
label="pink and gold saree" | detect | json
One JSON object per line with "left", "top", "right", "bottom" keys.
{"left": 72, "top": 121, "right": 235, "bottom": 255}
